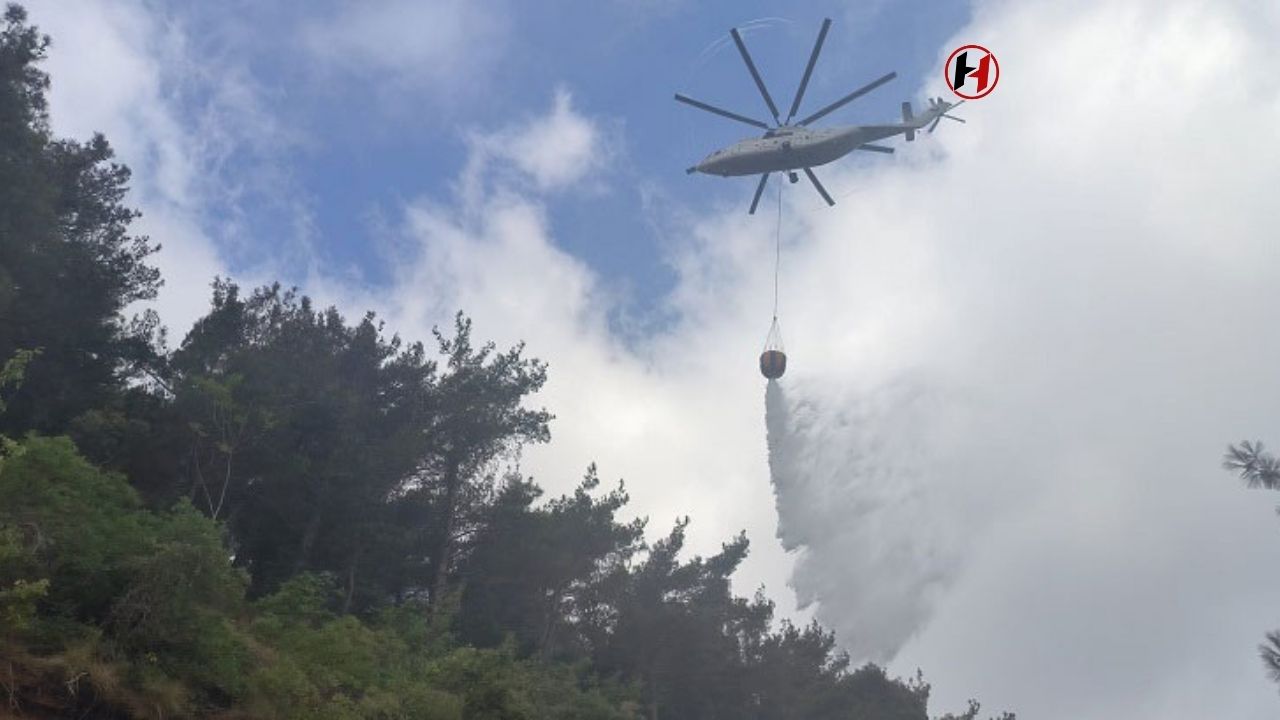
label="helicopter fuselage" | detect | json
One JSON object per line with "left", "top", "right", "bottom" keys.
{"left": 691, "top": 122, "right": 911, "bottom": 177}
{"left": 674, "top": 16, "right": 965, "bottom": 212}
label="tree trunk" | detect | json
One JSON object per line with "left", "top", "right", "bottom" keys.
{"left": 430, "top": 460, "right": 460, "bottom": 612}
{"left": 537, "top": 610, "right": 556, "bottom": 661}
{"left": 211, "top": 449, "right": 233, "bottom": 520}
{"left": 537, "top": 585, "right": 566, "bottom": 660}
{"left": 341, "top": 552, "right": 359, "bottom": 614}
{"left": 295, "top": 504, "right": 324, "bottom": 573}
{"left": 648, "top": 672, "right": 659, "bottom": 720}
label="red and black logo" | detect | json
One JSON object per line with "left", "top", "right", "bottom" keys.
{"left": 945, "top": 44, "right": 999, "bottom": 100}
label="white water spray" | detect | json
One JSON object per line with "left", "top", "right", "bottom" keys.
{"left": 765, "top": 375, "right": 965, "bottom": 662}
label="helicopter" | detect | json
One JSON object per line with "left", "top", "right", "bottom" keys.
{"left": 677, "top": 18, "right": 966, "bottom": 213}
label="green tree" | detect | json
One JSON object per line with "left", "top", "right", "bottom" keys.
{"left": 0, "top": 4, "right": 162, "bottom": 438}
{"left": 457, "top": 465, "right": 645, "bottom": 659}
{"left": 0, "top": 435, "right": 253, "bottom": 713}
{"left": 407, "top": 313, "right": 551, "bottom": 611}
{"left": 578, "top": 518, "right": 755, "bottom": 720}
{"left": 170, "top": 280, "right": 437, "bottom": 605}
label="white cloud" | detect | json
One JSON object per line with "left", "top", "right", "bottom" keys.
{"left": 301, "top": 0, "right": 508, "bottom": 101}
{"left": 457, "top": 88, "right": 609, "bottom": 200}
{"left": 500, "top": 89, "right": 606, "bottom": 191}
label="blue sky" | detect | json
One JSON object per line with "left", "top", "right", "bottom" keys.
{"left": 163, "top": 0, "right": 969, "bottom": 315}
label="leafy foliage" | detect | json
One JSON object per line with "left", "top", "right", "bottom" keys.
{"left": 168, "top": 280, "right": 441, "bottom": 603}
{"left": 457, "top": 466, "right": 644, "bottom": 658}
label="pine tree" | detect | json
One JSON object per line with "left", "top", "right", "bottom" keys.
{"left": 0, "top": 4, "right": 162, "bottom": 437}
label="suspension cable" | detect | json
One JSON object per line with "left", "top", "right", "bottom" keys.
{"left": 773, "top": 177, "right": 782, "bottom": 320}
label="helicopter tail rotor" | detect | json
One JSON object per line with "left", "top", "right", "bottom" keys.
{"left": 927, "top": 97, "right": 967, "bottom": 133}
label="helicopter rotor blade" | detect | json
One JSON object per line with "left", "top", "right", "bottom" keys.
{"left": 797, "top": 71, "right": 897, "bottom": 126}
{"left": 748, "top": 173, "right": 771, "bottom": 215}
{"left": 928, "top": 111, "right": 965, "bottom": 134}
{"left": 802, "top": 167, "right": 834, "bottom": 206}
{"left": 856, "top": 144, "right": 894, "bottom": 154}
{"left": 786, "top": 17, "right": 832, "bottom": 124}
{"left": 730, "top": 28, "right": 782, "bottom": 125}
{"left": 674, "top": 93, "right": 771, "bottom": 130}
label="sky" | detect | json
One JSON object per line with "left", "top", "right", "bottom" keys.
{"left": 22, "top": 0, "right": 1280, "bottom": 717}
